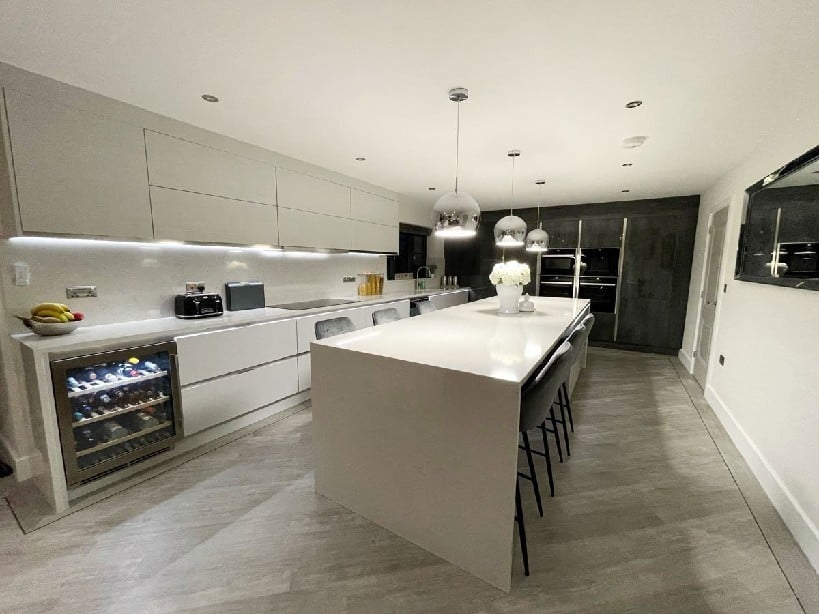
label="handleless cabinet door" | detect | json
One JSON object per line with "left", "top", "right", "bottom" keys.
{"left": 277, "top": 168, "right": 350, "bottom": 217}
{"left": 430, "top": 290, "right": 469, "bottom": 310}
{"left": 176, "top": 318, "right": 297, "bottom": 385}
{"left": 543, "top": 218, "right": 579, "bottom": 248}
{"left": 350, "top": 189, "right": 398, "bottom": 226}
{"left": 278, "top": 207, "right": 351, "bottom": 250}
{"left": 5, "top": 90, "right": 153, "bottom": 238}
{"left": 151, "top": 186, "right": 278, "bottom": 245}
{"left": 580, "top": 217, "right": 623, "bottom": 248}
{"left": 145, "top": 131, "right": 277, "bottom": 205}
{"left": 350, "top": 220, "right": 398, "bottom": 253}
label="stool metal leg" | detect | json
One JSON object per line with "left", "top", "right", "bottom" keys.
{"left": 539, "top": 421, "right": 555, "bottom": 497}
{"left": 514, "top": 479, "right": 530, "bottom": 576}
{"left": 521, "top": 432, "right": 543, "bottom": 517}
{"left": 548, "top": 405, "right": 564, "bottom": 462}
{"left": 557, "top": 387, "right": 572, "bottom": 457}
{"left": 562, "top": 381, "right": 574, "bottom": 432}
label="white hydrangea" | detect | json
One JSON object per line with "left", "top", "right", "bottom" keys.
{"left": 489, "top": 260, "right": 531, "bottom": 286}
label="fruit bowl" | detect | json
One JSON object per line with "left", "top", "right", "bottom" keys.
{"left": 29, "top": 320, "right": 82, "bottom": 336}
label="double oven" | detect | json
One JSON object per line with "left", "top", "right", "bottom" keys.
{"left": 539, "top": 247, "right": 621, "bottom": 314}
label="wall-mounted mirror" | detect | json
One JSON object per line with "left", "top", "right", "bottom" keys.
{"left": 736, "top": 144, "right": 819, "bottom": 290}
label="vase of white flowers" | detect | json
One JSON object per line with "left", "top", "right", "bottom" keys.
{"left": 488, "top": 261, "right": 531, "bottom": 315}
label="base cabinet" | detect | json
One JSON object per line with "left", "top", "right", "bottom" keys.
{"left": 181, "top": 357, "right": 298, "bottom": 435}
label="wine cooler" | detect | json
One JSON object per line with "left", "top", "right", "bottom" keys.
{"left": 51, "top": 341, "right": 183, "bottom": 486}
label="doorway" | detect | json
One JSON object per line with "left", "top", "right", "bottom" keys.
{"left": 694, "top": 206, "right": 729, "bottom": 386}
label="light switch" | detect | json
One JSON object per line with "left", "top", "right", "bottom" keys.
{"left": 14, "top": 262, "right": 30, "bottom": 286}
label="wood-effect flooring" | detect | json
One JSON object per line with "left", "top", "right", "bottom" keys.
{"left": 0, "top": 348, "right": 815, "bottom": 613}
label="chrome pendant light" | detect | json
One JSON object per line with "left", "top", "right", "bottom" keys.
{"left": 494, "top": 150, "right": 527, "bottom": 247}
{"left": 525, "top": 179, "right": 549, "bottom": 252}
{"left": 433, "top": 88, "right": 480, "bottom": 238}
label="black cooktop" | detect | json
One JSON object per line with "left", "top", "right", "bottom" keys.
{"left": 268, "top": 298, "right": 357, "bottom": 310}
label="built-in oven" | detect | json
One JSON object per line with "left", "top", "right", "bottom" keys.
{"left": 540, "top": 248, "right": 577, "bottom": 276}
{"left": 578, "top": 276, "right": 618, "bottom": 313}
{"left": 579, "top": 248, "right": 620, "bottom": 277}
{"left": 539, "top": 275, "right": 575, "bottom": 299}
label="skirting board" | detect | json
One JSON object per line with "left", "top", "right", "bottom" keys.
{"left": 677, "top": 348, "right": 694, "bottom": 373}
{"left": 705, "top": 385, "right": 819, "bottom": 572}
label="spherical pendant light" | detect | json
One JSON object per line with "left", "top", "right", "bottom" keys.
{"left": 494, "top": 150, "right": 526, "bottom": 247}
{"left": 525, "top": 179, "right": 549, "bottom": 252}
{"left": 433, "top": 88, "right": 480, "bottom": 238}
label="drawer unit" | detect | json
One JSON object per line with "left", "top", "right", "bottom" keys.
{"left": 297, "top": 353, "right": 312, "bottom": 392}
{"left": 296, "top": 306, "right": 371, "bottom": 354}
{"left": 180, "top": 356, "right": 298, "bottom": 435}
{"left": 430, "top": 290, "right": 469, "bottom": 310}
{"left": 176, "top": 319, "right": 297, "bottom": 385}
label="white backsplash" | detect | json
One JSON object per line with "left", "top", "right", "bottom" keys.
{"left": 0, "top": 238, "right": 406, "bottom": 332}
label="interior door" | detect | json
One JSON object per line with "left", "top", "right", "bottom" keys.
{"left": 694, "top": 207, "right": 729, "bottom": 385}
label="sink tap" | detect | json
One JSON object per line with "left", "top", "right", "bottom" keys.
{"left": 415, "top": 266, "right": 432, "bottom": 291}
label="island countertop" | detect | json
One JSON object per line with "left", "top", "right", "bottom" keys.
{"left": 313, "top": 295, "right": 590, "bottom": 383}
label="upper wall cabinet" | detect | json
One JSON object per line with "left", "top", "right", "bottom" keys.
{"left": 543, "top": 218, "right": 580, "bottom": 248}
{"left": 277, "top": 168, "right": 350, "bottom": 218}
{"left": 4, "top": 90, "right": 154, "bottom": 238}
{"left": 151, "top": 186, "right": 278, "bottom": 246}
{"left": 580, "top": 217, "right": 624, "bottom": 248}
{"left": 278, "top": 207, "right": 351, "bottom": 250}
{"left": 144, "top": 131, "right": 277, "bottom": 205}
{"left": 350, "top": 189, "right": 398, "bottom": 227}
{"left": 350, "top": 220, "right": 398, "bottom": 253}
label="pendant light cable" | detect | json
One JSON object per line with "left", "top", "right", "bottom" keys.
{"left": 455, "top": 100, "right": 460, "bottom": 194}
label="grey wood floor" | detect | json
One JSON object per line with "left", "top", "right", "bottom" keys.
{"left": 1, "top": 348, "right": 814, "bottom": 613}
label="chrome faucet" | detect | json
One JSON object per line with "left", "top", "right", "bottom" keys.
{"left": 415, "top": 266, "right": 432, "bottom": 291}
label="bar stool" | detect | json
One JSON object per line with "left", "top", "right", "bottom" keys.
{"left": 559, "top": 314, "right": 595, "bottom": 433}
{"left": 515, "top": 341, "right": 573, "bottom": 576}
{"left": 372, "top": 307, "right": 402, "bottom": 326}
{"left": 314, "top": 316, "right": 355, "bottom": 340}
{"left": 416, "top": 300, "right": 437, "bottom": 315}
{"left": 520, "top": 341, "right": 573, "bottom": 492}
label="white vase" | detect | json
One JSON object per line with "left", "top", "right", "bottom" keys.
{"left": 495, "top": 284, "right": 523, "bottom": 315}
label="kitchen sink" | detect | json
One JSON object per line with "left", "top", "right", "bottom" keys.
{"left": 267, "top": 298, "right": 358, "bottom": 310}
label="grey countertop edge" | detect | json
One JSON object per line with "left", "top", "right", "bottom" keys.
{"left": 12, "top": 288, "right": 471, "bottom": 357}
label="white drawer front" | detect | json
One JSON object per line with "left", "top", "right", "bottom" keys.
{"left": 181, "top": 357, "right": 298, "bottom": 435}
{"left": 430, "top": 290, "right": 469, "bottom": 310}
{"left": 364, "top": 300, "right": 410, "bottom": 324}
{"left": 297, "top": 353, "right": 311, "bottom": 391}
{"left": 277, "top": 168, "right": 350, "bottom": 217}
{"left": 176, "top": 319, "right": 297, "bottom": 385}
{"left": 350, "top": 190, "right": 398, "bottom": 226}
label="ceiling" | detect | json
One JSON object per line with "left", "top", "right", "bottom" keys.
{"left": 1, "top": 1, "right": 818, "bottom": 210}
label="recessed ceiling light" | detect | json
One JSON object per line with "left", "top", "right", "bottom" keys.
{"left": 621, "top": 189, "right": 631, "bottom": 193}
{"left": 428, "top": 187, "right": 436, "bottom": 191}
{"left": 625, "top": 100, "right": 643, "bottom": 108}
{"left": 201, "top": 94, "right": 219, "bottom": 103}
{"left": 622, "top": 136, "right": 648, "bottom": 149}
{"left": 622, "top": 163, "right": 633, "bottom": 167}
{"left": 355, "top": 157, "right": 366, "bottom": 161}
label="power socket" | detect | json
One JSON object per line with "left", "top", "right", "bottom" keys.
{"left": 66, "top": 285, "right": 97, "bottom": 298}
{"left": 342, "top": 276, "right": 356, "bottom": 283}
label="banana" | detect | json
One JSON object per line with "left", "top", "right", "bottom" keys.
{"left": 32, "top": 315, "right": 62, "bottom": 323}
{"left": 33, "top": 309, "right": 69, "bottom": 322}
{"left": 31, "top": 302, "right": 70, "bottom": 316}
{"left": 63, "top": 312, "right": 75, "bottom": 321}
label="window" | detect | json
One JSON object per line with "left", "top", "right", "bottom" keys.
{"left": 387, "top": 224, "right": 430, "bottom": 279}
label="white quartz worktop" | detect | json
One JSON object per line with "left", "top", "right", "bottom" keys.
{"left": 13, "top": 288, "right": 468, "bottom": 356}
{"left": 314, "top": 296, "right": 590, "bottom": 383}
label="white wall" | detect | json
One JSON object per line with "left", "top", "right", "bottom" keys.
{"left": 680, "top": 102, "right": 819, "bottom": 571}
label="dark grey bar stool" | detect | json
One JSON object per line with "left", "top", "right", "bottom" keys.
{"left": 515, "top": 341, "right": 573, "bottom": 576}
{"left": 559, "top": 313, "right": 595, "bottom": 434}
{"left": 372, "top": 307, "right": 402, "bottom": 326}
{"left": 314, "top": 316, "right": 355, "bottom": 340}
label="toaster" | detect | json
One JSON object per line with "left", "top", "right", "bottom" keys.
{"left": 174, "top": 292, "right": 224, "bottom": 319}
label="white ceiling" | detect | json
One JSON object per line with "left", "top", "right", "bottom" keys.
{"left": 1, "top": 1, "right": 818, "bottom": 210}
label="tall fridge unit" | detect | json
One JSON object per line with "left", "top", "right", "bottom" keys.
{"left": 50, "top": 342, "right": 183, "bottom": 486}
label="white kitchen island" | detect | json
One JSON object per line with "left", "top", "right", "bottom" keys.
{"left": 311, "top": 296, "right": 591, "bottom": 591}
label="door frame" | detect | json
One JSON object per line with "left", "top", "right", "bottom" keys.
{"left": 692, "top": 202, "right": 730, "bottom": 386}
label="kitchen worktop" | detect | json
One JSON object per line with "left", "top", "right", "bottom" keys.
{"left": 13, "top": 288, "right": 468, "bottom": 356}
{"left": 314, "top": 295, "right": 590, "bottom": 383}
